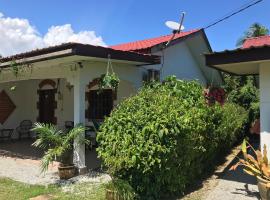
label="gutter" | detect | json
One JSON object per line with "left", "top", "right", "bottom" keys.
{"left": 0, "top": 49, "right": 74, "bottom": 68}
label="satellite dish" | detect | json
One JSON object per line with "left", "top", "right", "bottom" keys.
{"left": 165, "top": 21, "right": 184, "bottom": 31}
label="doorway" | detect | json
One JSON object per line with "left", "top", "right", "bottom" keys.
{"left": 38, "top": 89, "right": 56, "bottom": 124}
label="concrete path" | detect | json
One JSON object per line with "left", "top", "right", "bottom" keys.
{"left": 204, "top": 166, "right": 260, "bottom": 200}
{"left": 0, "top": 155, "right": 111, "bottom": 186}
{"left": 183, "top": 143, "right": 261, "bottom": 200}
{"left": 0, "top": 156, "right": 59, "bottom": 185}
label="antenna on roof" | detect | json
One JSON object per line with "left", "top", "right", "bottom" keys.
{"left": 165, "top": 12, "right": 185, "bottom": 47}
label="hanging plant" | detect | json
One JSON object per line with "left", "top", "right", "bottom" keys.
{"left": 10, "top": 86, "right": 17, "bottom": 91}
{"left": 99, "top": 73, "right": 120, "bottom": 90}
{"left": 99, "top": 55, "right": 120, "bottom": 91}
{"left": 9, "top": 58, "right": 34, "bottom": 78}
{"left": 10, "top": 60, "right": 19, "bottom": 77}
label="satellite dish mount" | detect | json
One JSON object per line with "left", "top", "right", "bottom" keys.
{"left": 165, "top": 12, "right": 186, "bottom": 47}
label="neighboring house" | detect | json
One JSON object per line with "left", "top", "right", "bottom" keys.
{"left": 205, "top": 35, "right": 270, "bottom": 160}
{"left": 111, "top": 29, "right": 223, "bottom": 86}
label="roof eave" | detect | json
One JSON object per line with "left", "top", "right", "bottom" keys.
{"left": 205, "top": 45, "right": 270, "bottom": 66}
{"left": 0, "top": 43, "right": 160, "bottom": 68}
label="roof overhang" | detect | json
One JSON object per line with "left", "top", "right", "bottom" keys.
{"left": 205, "top": 45, "right": 270, "bottom": 75}
{"left": 0, "top": 43, "right": 160, "bottom": 68}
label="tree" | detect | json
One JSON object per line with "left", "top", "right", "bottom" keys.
{"left": 237, "top": 23, "right": 269, "bottom": 46}
{"left": 223, "top": 23, "right": 268, "bottom": 135}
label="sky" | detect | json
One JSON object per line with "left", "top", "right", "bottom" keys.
{"left": 0, "top": 0, "right": 269, "bottom": 56}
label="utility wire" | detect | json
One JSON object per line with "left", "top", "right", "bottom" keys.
{"left": 204, "top": 0, "right": 263, "bottom": 29}
{"left": 204, "top": 0, "right": 258, "bottom": 27}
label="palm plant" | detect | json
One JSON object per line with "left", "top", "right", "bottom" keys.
{"left": 237, "top": 22, "right": 269, "bottom": 46}
{"left": 32, "top": 122, "right": 88, "bottom": 173}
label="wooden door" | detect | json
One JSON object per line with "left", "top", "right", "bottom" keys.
{"left": 38, "top": 89, "right": 56, "bottom": 124}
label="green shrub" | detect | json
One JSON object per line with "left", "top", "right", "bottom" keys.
{"left": 97, "top": 76, "right": 247, "bottom": 199}
{"left": 224, "top": 74, "right": 259, "bottom": 134}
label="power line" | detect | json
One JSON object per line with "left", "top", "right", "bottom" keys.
{"left": 204, "top": 0, "right": 263, "bottom": 30}
{"left": 204, "top": 0, "right": 258, "bottom": 27}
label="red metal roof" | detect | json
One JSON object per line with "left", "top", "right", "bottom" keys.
{"left": 242, "top": 35, "right": 270, "bottom": 49}
{"left": 110, "top": 29, "right": 200, "bottom": 52}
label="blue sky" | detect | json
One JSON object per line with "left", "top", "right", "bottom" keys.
{"left": 0, "top": 0, "right": 269, "bottom": 53}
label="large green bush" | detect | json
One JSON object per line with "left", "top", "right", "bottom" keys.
{"left": 223, "top": 74, "right": 259, "bottom": 134}
{"left": 97, "top": 76, "right": 247, "bottom": 199}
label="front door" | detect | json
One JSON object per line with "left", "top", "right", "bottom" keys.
{"left": 38, "top": 89, "right": 56, "bottom": 124}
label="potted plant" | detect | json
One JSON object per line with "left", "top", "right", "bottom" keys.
{"left": 32, "top": 123, "right": 88, "bottom": 179}
{"left": 99, "top": 73, "right": 120, "bottom": 91}
{"left": 230, "top": 139, "right": 270, "bottom": 200}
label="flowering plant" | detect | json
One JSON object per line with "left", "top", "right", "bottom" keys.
{"left": 204, "top": 87, "right": 226, "bottom": 106}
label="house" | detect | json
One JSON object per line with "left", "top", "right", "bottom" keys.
{"left": 205, "top": 35, "right": 270, "bottom": 159}
{"left": 0, "top": 43, "right": 159, "bottom": 173}
{"left": 0, "top": 28, "right": 222, "bottom": 173}
{"left": 111, "top": 29, "right": 223, "bottom": 86}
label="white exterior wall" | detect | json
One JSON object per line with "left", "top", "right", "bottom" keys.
{"left": 144, "top": 41, "right": 207, "bottom": 86}
{"left": 143, "top": 33, "right": 223, "bottom": 86}
{"left": 259, "top": 63, "right": 270, "bottom": 159}
{"left": 161, "top": 42, "right": 207, "bottom": 85}
{"left": 0, "top": 79, "right": 74, "bottom": 138}
{"left": 0, "top": 59, "right": 141, "bottom": 139}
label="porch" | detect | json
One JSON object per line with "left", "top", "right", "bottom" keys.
{"left": 0, "top": 140, "right": 100, "bottom": 170}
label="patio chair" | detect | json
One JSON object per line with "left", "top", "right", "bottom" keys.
{"left": 86, "top": 119, "right": 102, "bottom": 149}
{"left": 0, "top": 129, "right": 14, "bottom": 141}
{"left": 64, "top": 121, "right": 74, "bottom": 131}
{"left": 16, "top": 120, "right": 33, "bottom": 140}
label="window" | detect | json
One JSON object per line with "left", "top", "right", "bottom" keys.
{"left": 142, "top": 69, "right": 160, "bottom": 82}
{"left": 88, "top": 89, "right": 113, "bottom": 120}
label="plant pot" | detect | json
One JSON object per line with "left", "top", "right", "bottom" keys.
{"left": 58, "top": 164, "right": 76, "bottom": 180}
{"left": 106, "top": 189, "right": 122, "bottom": 200}
{"left": 257, "top": 176, "right": 270, "bottom": 200}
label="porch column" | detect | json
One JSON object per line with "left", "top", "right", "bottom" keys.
{"left": 259, "top": 63, "right": 270, "bottom": 159}
{"left": 73, "top": 69, "right": 87, "bottom": 174}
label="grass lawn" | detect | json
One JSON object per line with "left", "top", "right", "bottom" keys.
{"left": 0, "top": 178, "right": 106, "bottom": 200}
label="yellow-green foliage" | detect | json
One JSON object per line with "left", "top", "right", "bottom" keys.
{"left": 97, "top": 76, "right": 247, "bottom": 199}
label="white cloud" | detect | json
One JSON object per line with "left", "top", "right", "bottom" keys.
{"left": 43, "top": 24, "right": 106, "bottom": 47}
{"left": 0, "top": 13, "right": 106, "bottom": 57}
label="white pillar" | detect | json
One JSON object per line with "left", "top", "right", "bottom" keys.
{"left": 259, "top": 63, "right": 270, "bottom": 159}
{"left": 72, "top": 69, "right": 87, "bottom": 174}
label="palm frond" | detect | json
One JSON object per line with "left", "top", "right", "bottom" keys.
{"left": 32, "top": 123, "right": 63, "bottom": 149}
{"left": 236, "top": 22, "right": 269, "bottom": 47}
{"left": 40, "top": 146, "right": 64, "bottom": 173}
{"left": 33, "top": 123, "right": 89, "bottom": 173}
{"left": 63, "top": 124, "right": 88, "bottom": 147}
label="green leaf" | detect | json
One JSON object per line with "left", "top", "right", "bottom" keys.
{"left": 242, "top": 139, "right": 247, "bottom": 154}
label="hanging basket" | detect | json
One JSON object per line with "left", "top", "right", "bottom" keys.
{"left": 99, "top": 55, "right": 120, "bottom": 91}
{"left": 99, "top": 73, "right": 120, "bottom": 90}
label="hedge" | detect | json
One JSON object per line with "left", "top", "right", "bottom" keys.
{"left": 97, "top": 76, "right": 247, "bottom": 199}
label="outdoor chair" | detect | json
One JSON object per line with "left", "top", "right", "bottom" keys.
{"left": 16, "top": 120, "right": 33, "bottom": 140}
{"left": 0, "top": 129, "right": 14, "bottom": 141}
{"left": 86, "top": 119, "right": 102, "bottom": 150}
